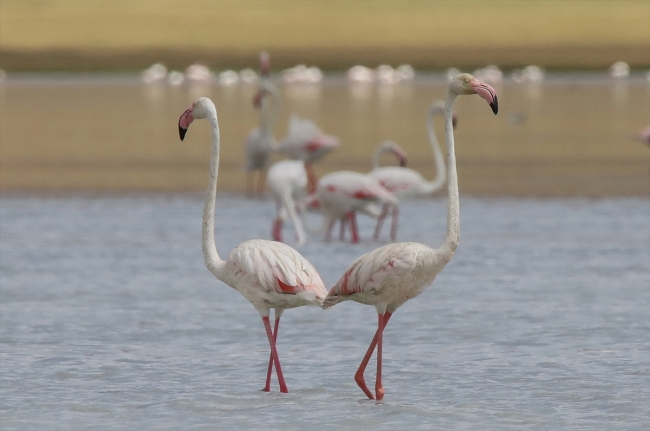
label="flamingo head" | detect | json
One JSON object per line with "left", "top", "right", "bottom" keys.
{"left": 178, "top": 97, "right": 215, "bottom": 141}
{"left": 260, "top": 51, "right": 270, "bottom": 78}
{"left": 449, "top": 73, "right": 498, "bottom": 115}
{"left": 379, "top": 140, "right": 408, "bottom": 167}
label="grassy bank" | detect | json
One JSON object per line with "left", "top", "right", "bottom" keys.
{"left": 1, "top": 0, "right": 648, "bottom": 71}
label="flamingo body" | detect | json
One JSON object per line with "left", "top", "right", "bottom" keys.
{"left": 277, "top": 115, "right": 340, "bottom": 163}
{"left": 312, "top": 171, "right": 398, "bottom": 243}
{"left": 369, "top": 166, "right": 432, "bottom": 197}
{"left": 245, "top": 129, "right": 276, "bottom": 171}
{"left": 223, "top": 239, "right": 327, "bottom": 312}
{"left": 324, "top": 242, "right": 446, "bottom": 312}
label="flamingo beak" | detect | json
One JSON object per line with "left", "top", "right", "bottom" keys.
{"left": 253, "top": 90, "right": 264, "bottom": 109}
{"left": 470, "top": 78, "right": 499, "bottom": 115}
{"left": 452, "top": 114, "right": 458, "bottom": 129}
{"left": 395, "top": 150, "right": 408, "bottom": 167}
{"left": 178, "top": 107, "right": 194, "bottom": 141}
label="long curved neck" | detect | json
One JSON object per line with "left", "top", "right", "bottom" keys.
{"left": 202, "top": 112, "right": 227, "bottom": 279}
{"left": 371, "top": 145, "right": 390, "bottom": 169}
{"left": 420, "top": 104, "right": 447, "bottom": 193}
{"left": 439, "top": 92, "right": 460, "bottom": 256}
{"left": 259, "top": 80, "right": 281, "bottom": 138}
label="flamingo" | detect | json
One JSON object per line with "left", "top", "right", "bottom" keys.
{"left": 368, "top": 100, "right": 455, "bottom": 241}
{"left": 245, "top": 52, "right": 281, "bottom": 197}
{"left": 323, "top": 73, "right": 498, "bottom": 401}
{"left": 178, "top": 97, "right": 328, "bottom": 393}
{"left": 277, "top": 115, "right": 340, "bottom": 193}
{"left": 267, "top": 159, "right": 309, "bottom": 246}
{"left": 305, "top": 171, "right": 398, "bottom": 244}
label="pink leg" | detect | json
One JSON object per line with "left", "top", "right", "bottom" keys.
{"left": 305, "top": 163, "right": 317, "bottom": 194}
{"left": 272, "top": 218, "right": 283, "bottom": 242}
{"left": 262, "top": 316, "right": 288, "bottom": 393}
{"left": 325, "top": 219, "right": 335, "bottom": 241}
{"left": 348, "top": 212, "right": 360, "bottom": 244}
{"left": 339, "top": 217, "right": 347, "bottom": 240}
{"left": 390, "top": 205, "right": 399, "bottom": 242}
{"left": 262, "top": 317, "right": 281, "bottom": 392}
{"left": 375, "top": 313, "right": 386, "bottom": 401}
{"left": 256, "top": 169, "right": 267, "bottom": 198}
{"left": 354, "top": 312, "right": 392, "bottom": 399}
{"left": 373, "top": 204, "right": 389, "bottom": 240}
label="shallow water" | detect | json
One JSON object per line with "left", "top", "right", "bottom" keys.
{"left": 1, "top": 194, "right": 648, "bottom": 430}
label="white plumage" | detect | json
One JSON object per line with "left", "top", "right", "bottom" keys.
{"left": 323, "top": 73, "right": 499, "bottom": 401}
{"left": 178, "top": 97, "right": 327, "bottom": 394}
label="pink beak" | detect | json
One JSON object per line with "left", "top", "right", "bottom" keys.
{"left": 470, "top": 78, "right": 499, "bottom": 115}
{"left": 394, "top": 149, "right": 408, "bottom": 167}
{"left": 178, "top": 107, "right": 194, "bottom": 141}
{"left": 253, "top": 89, "right": 265, "bottom": 109}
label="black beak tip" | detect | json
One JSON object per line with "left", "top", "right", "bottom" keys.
{"left": 399, "top": 158, "right": 407, "bottom": 168}
{"left": 179, "top": 126, "right": 187, "bottom": 141}
{"left": 490, "top": 96, "right": 499, "bottom": 115}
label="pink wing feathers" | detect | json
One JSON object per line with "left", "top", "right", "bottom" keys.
{"left": 229, "top": 240, "right": 327, "bottom": 298}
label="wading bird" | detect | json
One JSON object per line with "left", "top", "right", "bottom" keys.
{"left": 306, "top": 171, "right": 398, "bottom": 244}
{"left": 323, "top": 73, "right": 498, "bottom": 401}
{"left": 277, "top": 115, "right": 340, "bottom": 193}
{"left": 368, "top": 101, "right": 454, "bottom": 241}
{"left": 245, "top": 52, "right": 281, "bottom": 197}
{"left": 179, "top": 97, "right": 327, "bottom": 393}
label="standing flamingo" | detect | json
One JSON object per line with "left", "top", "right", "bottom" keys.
{"left": 368, "top": 101, "right": 455, "bottom": 241}
{"left": 245, "top": 52, "right": 281, "bottom": 197}
{"left": 179, "top": 97, "right": 327, "bottom": 393}
{"left": 277, "top": 115, "right": 340, "bottom": 193}
{"left": 323, "top": 73, "right": 498, "bottom": 401}
{"left": 305, "top": 171, "right": 398, "bottom": 244}
{"left": 267, "top": 159, "right": 309, "bottom": 246}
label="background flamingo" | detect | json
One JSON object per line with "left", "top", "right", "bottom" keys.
{"left": 245, "top": 52, "right": 281, "bottom": 197}
{"left": 305, "top": 171, "right": 398, "bottom": 244}
{"left": 323, "top": 73, "right": 498, "bottom": 401}
{"left": 267, "top": 159, "right": 309, "bottom": 246}
{"left": 368, "top": 100, "right": 455, "bottom": 240}
{"left": 179, "top": 97, "right": 328, "bottom": 393}
{"left": 277, "top": 115, "right": 340, "bottom": 193}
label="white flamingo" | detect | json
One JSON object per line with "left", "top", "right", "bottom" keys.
{"left": 141, "top": 63, "right": 167, "bottom": 84}
{"left": 245, "top": 52, "right": 281, "bottom": 197}
{"left": 178, "top": 97, "right": 327, "bottom": 393}
{"left": 267, "top": 159, "right": 309, "bottom": 246}
{"left": 368, "top": 101, "right": 454, "bottom": 241}
{"left": 323, "top": 73, "right": 498, "bottom": 401}
{"left": 305, "top": 171, "right": 398, "bottom": 244}
{"left": 277, "top": 115, "right": 340, "bottom": 193}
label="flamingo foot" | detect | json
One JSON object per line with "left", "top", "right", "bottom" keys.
{"left": 355, "top": 371, "right": 375, "bottom": 400}
{"left": 375, "top": 385, "right": 385, "bottom": 401}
